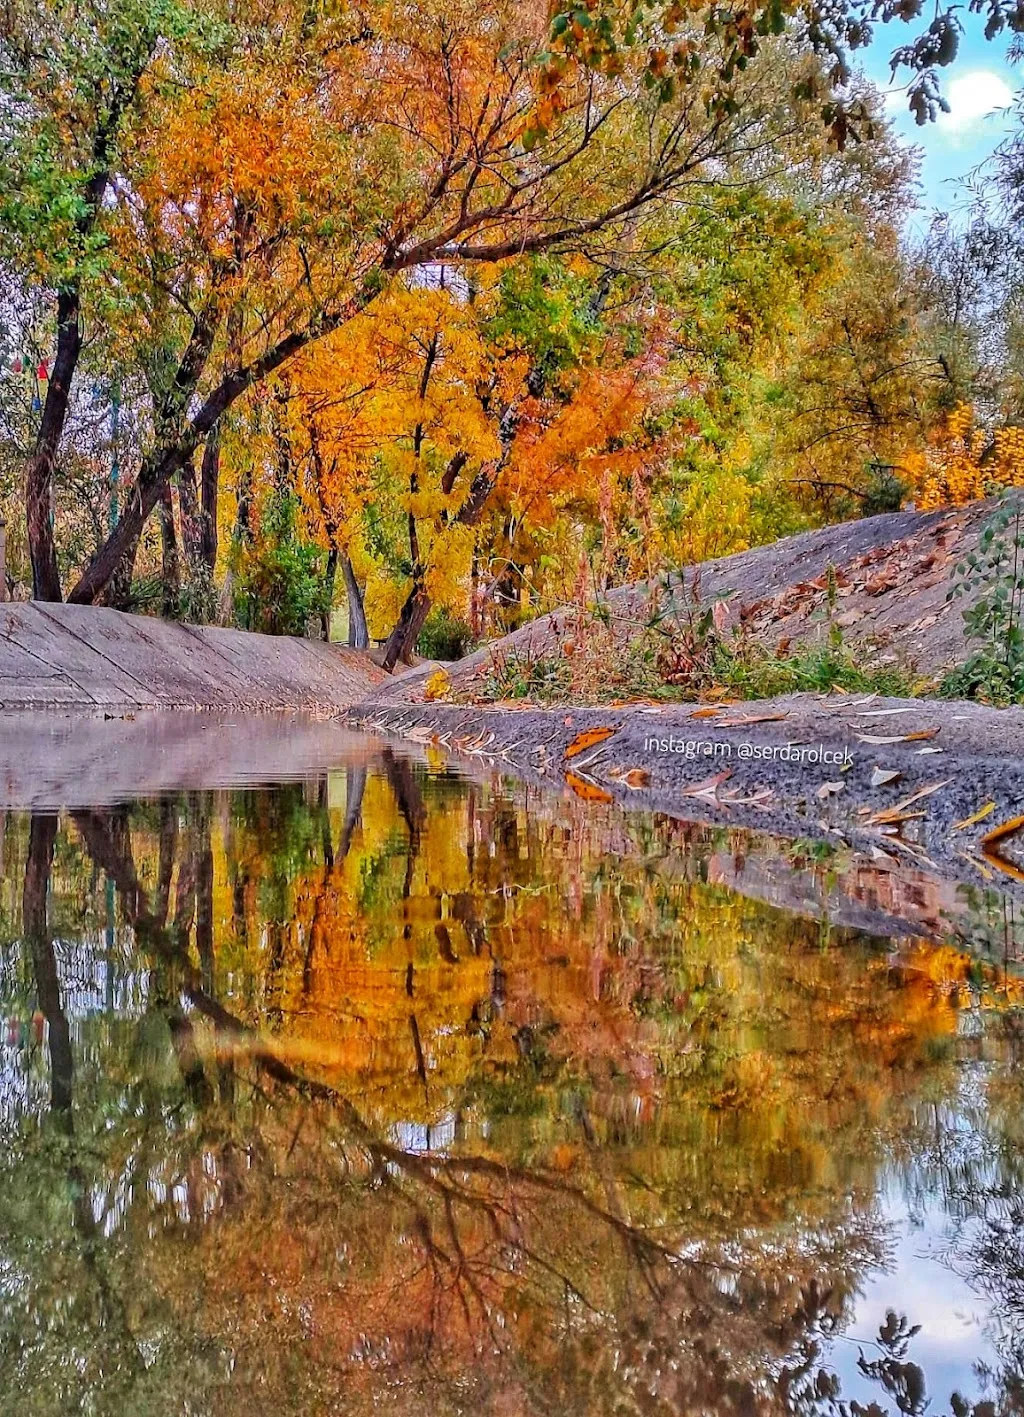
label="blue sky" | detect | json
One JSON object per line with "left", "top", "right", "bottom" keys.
{"left": 858, "top": 15, "right": 1020, "bottom": 227}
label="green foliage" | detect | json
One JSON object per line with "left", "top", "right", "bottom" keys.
{"left": 484, "top": 255, "right": 604, "bottom": 389}
{"left": 942, "top": 496, "right": 1024, "bottom": 705}
{"left": 715, "top": 640, "right": 914, "bottom": 699}
{"left": 416, "top": 608, "right": 475, "bottom": 662}
{"left": 481, "top": 646, "right": 575, "bottom": 702}
{"left": 0, "top": 0, "right": 208, "bottom": 287}
{"left": 232, "top": 494, "right": 329, "bottom": 637}
{"left": 861, "top": 462, "right": 909, "bottom": 516}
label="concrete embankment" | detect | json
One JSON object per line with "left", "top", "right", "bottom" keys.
{"left": 0, "top": 602, "right": 385, "bottom": 711}
{"left": 348, "top": 690, "right": 1024, "bottom": 895}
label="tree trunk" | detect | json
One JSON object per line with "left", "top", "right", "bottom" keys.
{"left": 173, "top": 458, "right": 214, "bottom": 620}
{"left": 217, "top": 463, "right": 253, "bottom": 625}
{"left": 26, "top": 290, "right": 81, "bottom": 602}
{"left": 200, "top": 426, "right": 220, "bottom": 573}
{"left": 381, "top": 580, "right": 432, "bottom": 672}
{"left": 342, "top": 553, "right": 369, "bottom": 649}
{"left": 177, "top": 460, "right": 204, "bottom": 571}
{"left": 321, "top": 547, "right": 338, "bottom": 642}
{"left": 68, "top": 440, "right": 191, "bottom": 605}
{"left": 158, "top": 482, "right": 180, "bottom": 616}
{"left": 104, "top": 531, "right": 139, "bottom": 610}
{"left": 381, "top": 465, "right": 499, "bottom": 672}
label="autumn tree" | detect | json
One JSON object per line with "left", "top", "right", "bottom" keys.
{"left": 235, "top": 36, "right": 899, "bottom": 664}
{"left": 0, "top": 0, "right": 203, "bottom": 600}
{"left": 546, "top": 0, "right": 1024, "bottom": 135}
{"left": 3, "top": 0, "right": 839, "bottom": 611}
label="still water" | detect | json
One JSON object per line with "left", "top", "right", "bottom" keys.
{"left": 1, "top": 729, "right": 1023, "bottom": 1416}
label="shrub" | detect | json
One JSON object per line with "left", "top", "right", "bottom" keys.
{"left": 233, "top": 495, "right": 329, "bottom": 637}
{"left": 941, "top": 494, "right": 1024, "bottom": 705}
{"left": 416, "top": 607, "right": 475, "bottom": 661}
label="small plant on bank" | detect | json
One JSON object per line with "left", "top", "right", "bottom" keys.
{"left": 716, "top": 639, "right": 913, "bottom": 699}
{"left": 942, "top": 494, "right": 1024, "bottom": 706}
{"left": 470, "top": 566, "right": 914, "bottom": 704}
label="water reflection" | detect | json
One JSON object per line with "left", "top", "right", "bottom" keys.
{"left": 0, "top": 750, "right": 1023, "bottom": 1415}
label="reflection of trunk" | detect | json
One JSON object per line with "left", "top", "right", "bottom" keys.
{"left": 339, "top": 764, "right": 367, "bottom": 858}
{"left": 26, "top": 291, "right": 78, "bottom": 601}
{"left": 26, "top": 815, "right": 146, "bottom": 1369}
{"left": 196, "top": 808, "right": 215, "bottom": 991}
{"left": 321, "top": 547, "right": 338, "bottom": 642}
{"left": 382, "top": 749, "right": 426, "bottom": 854}
{"left": 342, "top": 554, "right": 369, "bottom": 649}
{"left": 382, "top": 748, "right": 426, "bottom": 904}
{"left": 24, "top": 815, "right": 72, "bottom": 1120}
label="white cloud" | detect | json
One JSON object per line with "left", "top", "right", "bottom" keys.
{"left": 936, "top": 70, "right": 1014, "bottom": 139}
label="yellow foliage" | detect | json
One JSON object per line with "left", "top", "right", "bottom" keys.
{"left": 423, "top": 668, "right": 452, "bottom": 699}
{"left": 909, "top": 403, "right": 1024, "bottom": 510}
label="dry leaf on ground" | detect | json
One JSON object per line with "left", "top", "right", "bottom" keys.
{"left": 565, "top": 727, "right": 617, "bottom": 759}
{"left": 954, "top": 802, "right": 997, "bottom": 831}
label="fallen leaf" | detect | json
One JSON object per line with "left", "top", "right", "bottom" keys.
{"left": 869, "top": 778, "right": 952, "bottom": 824}
{"left": 870, "top": 810, "right": 928, "bottom": 828}
{"left": 623, "top": 768, "right": 651, "bottom": 789}
{"left": 717, "top": 712, "right": 790, "bottom": 727}
{"left": 870, "top": 767, "right": 902, "bottom": 788}
{"left": 854, "top": 706, "right": 917, "bottom": 718}
{"left": 817, "top": 781, "right": 845, "bottom": 799}
{"left": 856, "top": 728, "right": 940, "bottom": 745}
{"left": 565, "top": 727, "right": 617, "bottom": 759}
{"left": 689, "top": 706, "right": 722, "bottom": 719}
{"left": 564, "top": 771, "right": 614, "bottom": 804}
{"left": 682, "top": 768, "right": 734, "bottom": 800}
{"left": 953, "top": 802, "right": 996, "bottom": 831}
{"left": 956, "top": 849, "right": 994, "bottom": 880}
{"left": 916, "top": 746, "right": 945, "bottom": 755}
{"left": 981, "top": 815, "right": 1024, "bottom": 850}
{"left": 722, "top": 787, "right": 774, "bottom": 807}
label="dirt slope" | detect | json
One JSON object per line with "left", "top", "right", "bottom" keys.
{"left": 378, "top": 502, "right": 994, "bottom": 704}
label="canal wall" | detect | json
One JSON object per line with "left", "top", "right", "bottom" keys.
{"left": 0, "top": 602, "right": 385, "bottom": 711}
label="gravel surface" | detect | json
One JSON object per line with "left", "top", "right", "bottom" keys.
{"left": 349, "top": 690, "right": 1024, "bottom": 899}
